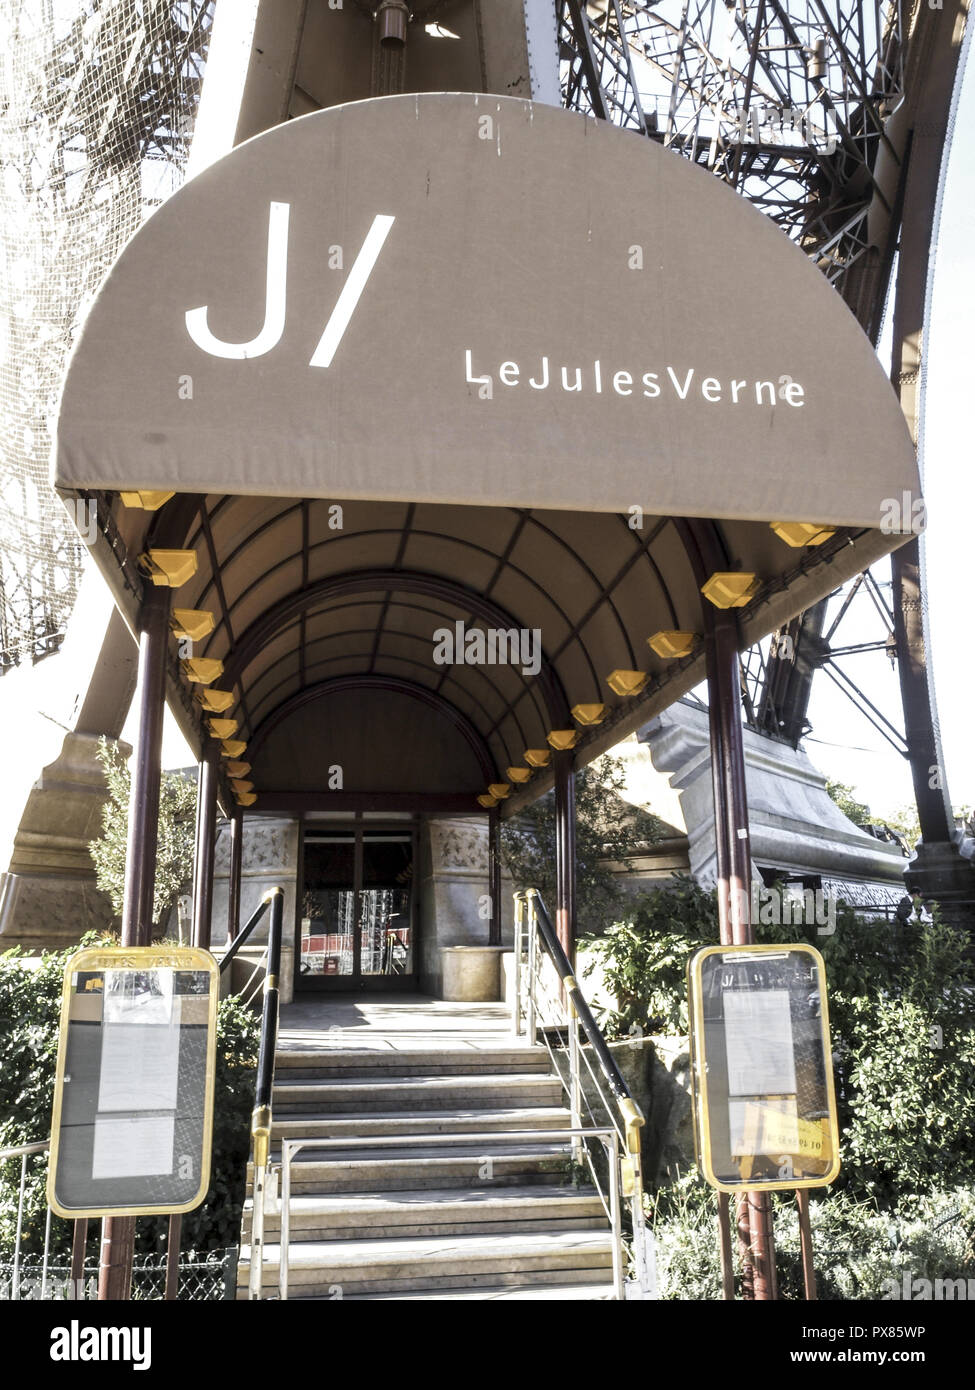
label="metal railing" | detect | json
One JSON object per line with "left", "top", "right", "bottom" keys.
{"left": 246, "top": 887, "right": 284, "bottom": 1301}
{"left": 273, "top": 1127, "right": 626, "bottom": 1301}
{"left": 0, "top": 1141, "right": 53, "bottom": 1300}
{"left": 219, "top": 891, "right": 280, "bottom": 989}
{"left": 513, "top": 888, "right": 656, "bottom": 1299}
{"left": 1, "top": 895, "right": 285, "bottom": 1302}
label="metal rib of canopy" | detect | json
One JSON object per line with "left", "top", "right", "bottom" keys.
{"left": 88, "top": 485, "right": 899, "bottom": 815}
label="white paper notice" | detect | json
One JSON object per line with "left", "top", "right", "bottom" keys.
{"left": 92, "top": 1115, "right": 175, "bottom": 1180}
{"left": 103, "top": 968, "right": 174, "bottom": 1024}
{"left": 97, "top": 1005, "right": 181, "bottom": 1113}
{"left": 723, "top": 989, "right": 797, "bottom": 1096}
{"left": 728, "top": 1097, "right": 800, "bottom": 1157}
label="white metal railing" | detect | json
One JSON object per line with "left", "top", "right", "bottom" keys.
{"left": 243, "top": 887, "right": 656, "bottom": 1302}
{"left": 0, "top": 1141, "right": 53, "bottom": 1300}
{"left": 270, "top": 1128, "right": 625, "bottom": 1301}
{"left": 512, "top": 889, "right": 657, "bottom": 1299}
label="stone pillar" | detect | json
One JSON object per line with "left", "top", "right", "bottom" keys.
{"left": 418, "top": 816, "right": 513, "bottom": 996}
{"left": 212, "top": 815, "right": 298, "bottom": 1003}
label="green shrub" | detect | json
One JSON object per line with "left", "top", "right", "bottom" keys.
{"left": 584, "top": 883, "right": 975, "bottom": 1203}
{"left": 587, "top": 880, "right": 975, "bottom": 1295}
{"left": 0, "top": 939, "right": 260, "bottom": 1260}
{"left": 651, "top": 1180, "right": 975, "bottom": 1301}
{"left": 580, "top": 874, "right": 719, "bottom": 1035}
{"left": 502, "top": 754, "right": 665, "bottom": 932}
{"left": 774, "top": 1188, "right": 975, "bottom": 1301}
{"left": 650, "top": 1172, "right": 725, "bottom": 1300}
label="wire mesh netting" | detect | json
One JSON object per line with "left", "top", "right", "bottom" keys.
{"left": 0, "top": 0, "right": 214, "bottom": 672}
{"left": 0, "top": 1248, "right": 237, "bottom": 1300}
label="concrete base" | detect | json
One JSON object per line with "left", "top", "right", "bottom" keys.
{"left": 904, "top": 840, "right": 975, "bottom": 929}
{"left": 441, "top": 946, "right": 506, "bottom": 1002}
{"left": 622, "top": 705, "right": 910, "bottom": 909}
{"left": 219, "top": 941, "right": 295, "bottom": 1007}
{"left": 0, "top": 731, "right": 118, "bottom": 951}
{"left": 418, "top": 817, "right": 513, "bottom": 996}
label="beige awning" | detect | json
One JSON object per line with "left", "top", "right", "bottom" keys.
{"left": 53, "top": 95, "right": 920, "bottom": 806}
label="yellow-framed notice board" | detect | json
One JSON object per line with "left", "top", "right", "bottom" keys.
{"left": 687, "top": 943, "right": 840, "bottom": 1192}
{"left": 47, "top": 946, "right": 218, "bottom": 1218}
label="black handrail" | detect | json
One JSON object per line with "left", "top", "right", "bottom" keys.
{"left": 244, "top": 888, "right": 284, "bottom": 1300}
{"left": 218, "top": 896, "right": 272, "bottom": 975}
{"left": 529, "top": 890, "right": 635, "bottom": 1108}
{"left": 251, "top": 889, "right": 283, "bottom": 1173}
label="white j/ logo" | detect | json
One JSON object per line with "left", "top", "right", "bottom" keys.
{"left": 185, "top": 202, "right": 395, "bottom": 365}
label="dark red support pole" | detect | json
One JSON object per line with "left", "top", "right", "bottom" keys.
{"left": 706, "top": 605, "right": 777, "bottom": 1301}
{"left": 70, "top": 1218, "right": 88, "bottom": 1299}
{"left": 99, "top": 585, "right": 170, "bottom": 1302}
{"left": 796, "top": 1189, "right": 817, "bottom": 1299}
{"left": 553, "top": 750, "right": 576, "bottom": 961}
{"left": 227, "top": 810, "right": 244, "bottom": 942}
{"left": 488, "top": 809, "right": 502, "bottom": 946}
{"left": 192, "top": 746, "right": 219, "bottom": 950}
{"left": 164, "top": 1213, "right": 182, "bottom": 1301}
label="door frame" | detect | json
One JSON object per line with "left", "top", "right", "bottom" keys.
{"left": 295, "top": 814, "right": 419, "bottom": 993}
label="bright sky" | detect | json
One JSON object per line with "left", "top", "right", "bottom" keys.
{"left": 801, "top": 45, "right": 974, "bottom": 822}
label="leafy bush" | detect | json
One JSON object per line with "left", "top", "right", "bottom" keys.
{"left": 0, "top": 939, "right": 260, "bottom": 1260}
{"left": 89, "top": 738, "right": 196, "bottom": 933}
{"left": 586, "top": 879, "right": 975, "bottom": 1295}
{"left": 502, "top": 753, "right": 665, "bottom": 932}
{"left": 650, "top": 1172, "right": 725, "bottom": 1301}
{"left": 584, "top": 883, "right": 975, "bottom": 1203}
{"left": 774, "top": 1188, "right": 975, "bottom": 1301}
{"left": 824, "top": 779, "right": 873, "bottom": 829}
{"left": 581, "top": 874, "right": 718, "bottom": 1035}
{"left": 651, "top": 1179, "right": 975, "bottom": 1301}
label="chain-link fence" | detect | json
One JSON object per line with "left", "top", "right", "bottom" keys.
{"left": 0, "top": 1247, "right": 237, "bottom": 1300}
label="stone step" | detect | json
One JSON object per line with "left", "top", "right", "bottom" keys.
{"left": 249, "top": 1142, "right": 574, "bottom": 1193}
{"left": 337, "top": 1281, "right": 617, "bottom": 1301}
{"left": 274, "top": 1046, "right": 547, "bottom": 1078}
{"left": 272, "top": 1072, "right": 562, "bottom": 1113}
{"left": 270, "top": 1106, "right": 570, "bottom": 1141}
{"left": 237, "top": 1229, "right": 614, "bottom": 1297}
{"left": 241, "top": 1184, "right": 605, "bottom": 1240}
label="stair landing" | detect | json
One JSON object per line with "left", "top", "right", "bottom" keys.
{"left": 275, "top": 992, "right": 518, "bottom": 1056}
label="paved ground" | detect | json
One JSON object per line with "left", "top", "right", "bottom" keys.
{"left": 277, "top": 993, "right": 517, "bottom": 1055}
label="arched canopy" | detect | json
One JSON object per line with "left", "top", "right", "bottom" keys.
{"left": 53, "top": 94, "right": 921, "bottom": 812}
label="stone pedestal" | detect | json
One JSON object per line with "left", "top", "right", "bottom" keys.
{"left": 0, "top": 732, "right": 118, "bottom": 951}
{"left": 904, "top": 839, "right": 975, "bottom": 930}
{"left": 441, "top": 944, "right": 506, "bottom": 1001}
{"left": 418, "top": 816, "right": 513, "bottom": 996}
{"left": 632, "top": 703, "right": 909, "bottom": 907}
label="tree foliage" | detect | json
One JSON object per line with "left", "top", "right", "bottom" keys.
{"left": 88, "top": 738, "right": 197, "bottom": 933}
{"left": 824, "top": 778, "right": 873, "bottom": 829}
{"left": 501, "top": 754, "right": 666, "bottom": 933}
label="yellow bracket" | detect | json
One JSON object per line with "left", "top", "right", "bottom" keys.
{"left": 620, "top": 1156, "right": 638, "bottom": 1197}
{"left": 619, "top": 1096, "right": 645, "bottom": 1157}
{"left": 251, "top": 1105, "right": 271, "bottom": 1171}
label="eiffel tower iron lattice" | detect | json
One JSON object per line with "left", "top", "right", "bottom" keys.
{"left": 557, "top": 0, "right": 970, "bottom": 878}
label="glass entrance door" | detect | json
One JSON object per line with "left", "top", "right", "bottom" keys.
{"left": 298, "top": 827, "right": 415, "bottom": 989}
